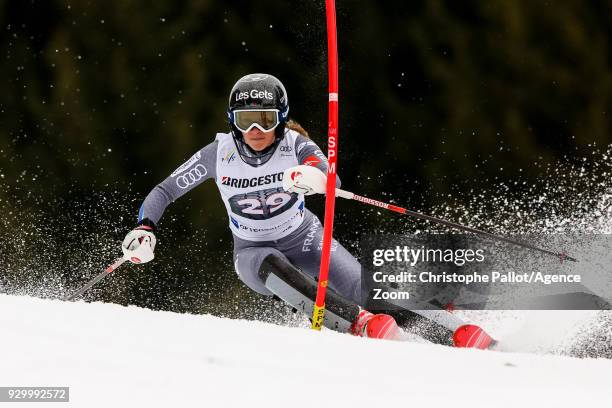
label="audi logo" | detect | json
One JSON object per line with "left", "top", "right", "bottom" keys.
{"left": 175, "top": 164, "right": 208, "bottom": 189}
{"left": 279, "top": 146, "right": 292, "bottom": 152}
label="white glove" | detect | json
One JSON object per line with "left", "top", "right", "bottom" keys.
{"left": 282, "top": 164, "right": 327, "bottom": 195}
{"left": 122, "top": 226, "right": 156, "bottom": 264}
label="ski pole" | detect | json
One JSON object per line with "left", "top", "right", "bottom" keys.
{"left": 63, "top": 256, "right": 127, "bottom": 301}
{"left": 335, "top": 189, "right": 577, "bottom": 262}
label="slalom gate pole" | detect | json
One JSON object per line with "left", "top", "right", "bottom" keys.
{"left": 335, "top": 189, "right": 577, "bottom": 262}
{"left": 311, "top": 0, "right": 339, "bottom": 330}
{"left": 63, "top": 256, "right": 127, "bottom": 301}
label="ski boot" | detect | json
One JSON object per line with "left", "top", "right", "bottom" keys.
{"left": 453, "top": 324, "right": 496, "bottom": 349}
{"left": 351, "top": 310, "right": 400, "bottom": 340}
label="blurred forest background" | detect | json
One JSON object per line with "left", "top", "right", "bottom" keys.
{"left": 0, "top": 0, "right": 611, "bottom": 318}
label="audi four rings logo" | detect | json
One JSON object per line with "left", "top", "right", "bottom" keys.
{"left": 279, "top": 146, "right": 292, "bottom": 152}
{"left": 175, "top": 164, "right": 208, "bottom": 189}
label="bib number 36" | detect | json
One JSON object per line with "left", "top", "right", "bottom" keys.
{"left": 229, "top": 187, "right": 298, "bottom": 220}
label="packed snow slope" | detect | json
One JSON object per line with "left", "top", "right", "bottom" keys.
{"left": 0, "top": 294, "right": 609, "bottom": 408}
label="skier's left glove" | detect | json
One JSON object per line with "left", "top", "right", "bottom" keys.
{"left": 122, "top": 219, "right": 157, "bottom": 264}
{"left": 282, "top": 165, "right": 327, "bottom": 195}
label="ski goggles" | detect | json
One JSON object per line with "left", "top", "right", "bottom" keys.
{"left": 231, "top": 109, "right": 281, "bottom": 133}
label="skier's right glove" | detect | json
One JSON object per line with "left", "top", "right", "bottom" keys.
{"left": 282, "top": 164, "right": 327, "bottom": 196}
{"left": 122, "top": 219, "right": 157, "bottom": 264}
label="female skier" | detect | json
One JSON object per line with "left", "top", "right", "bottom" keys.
{"left": 121, "top": 73, "right": 493, "bottom": 347}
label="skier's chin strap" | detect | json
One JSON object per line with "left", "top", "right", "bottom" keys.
{"left": 230, "top": 125, "right": 286, "bottom": 167}
{"left": 244, "top": 139, "right": 277, "bottom": 156}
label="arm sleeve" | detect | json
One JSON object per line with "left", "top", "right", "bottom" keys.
{"left": 138, "top": 141, "right": 218, "bottom": 225}
{"left": 293, "top": 134, "right": 341, "bottom": 188}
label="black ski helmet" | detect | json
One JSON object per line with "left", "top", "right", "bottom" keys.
{"left": 227, "top": 73, "right": 289, "bottom": 166}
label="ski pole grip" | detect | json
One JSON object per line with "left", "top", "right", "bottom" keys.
{"left": 335, "top": 188, "right": 354, "bottom": 200}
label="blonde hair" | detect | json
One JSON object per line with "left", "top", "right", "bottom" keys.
{"left": 286, "top": 119, "right": 309, "bottom": 138}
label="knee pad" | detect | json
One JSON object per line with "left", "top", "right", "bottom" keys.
{"left": 259, "top": 254, "right": 360, "bottom": 333}
{"left": 234, "top": 247, "right": 288, "bottom": 296}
